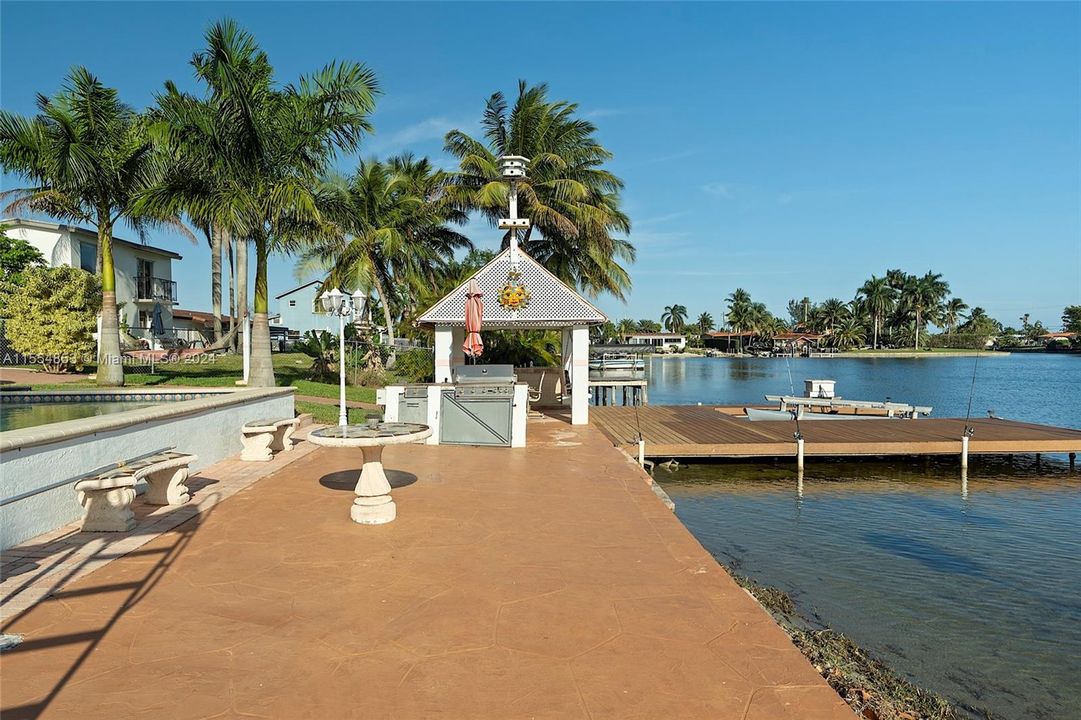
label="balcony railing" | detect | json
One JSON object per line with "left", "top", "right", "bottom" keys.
{"left": 137, "top": 276, "right": 177, "bottom": 303}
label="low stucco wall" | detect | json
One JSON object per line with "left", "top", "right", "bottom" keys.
{"left": 0, "top": 387, "right": 294, "bottom": 550}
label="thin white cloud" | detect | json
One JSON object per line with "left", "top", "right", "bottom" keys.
{"left": 634, "top": 211, "right": 691, "bottom": 227}
{"left": 702, "top": 182, "right": 734, "bottom": 198}
{"left": 366, "top": 116, "right": 474, "bottom": 154}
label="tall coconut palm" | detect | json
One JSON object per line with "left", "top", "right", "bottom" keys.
{"left": 900, "top": 271, "right": 949, "bottom": 350}
{"left": 444, "top": 81, "right": 633, "bottom": 298}
{"left": 142, "top": 86, "right": 246, "bottom": 348}
{"left": 142, "top": 20, "right": 378, "bottom": 386}
{"left": 661, "top": 304, "right": 688, "bottom": 333}
{"left": 0, "top": 68, "right": 183, "bottom": 386}
{"left": 298, "top": 157, "right": 470, "bottom": 355}
{"left": 816, "top": 298, "right": 849, "bottom": 335}
{"left": 942, "top": 297, "right": 969, "bottom": 341}
{"left": 857, "top": 275, "right": 896, "bottom": 349}
{"left": 696, "top": 312, "right": 715, "bottom": 334}
{"left": 832, "top": 316, "right": 865, "bottom": 350}
{"left": 616, "top": 317, "right": 637, "bottom": 341}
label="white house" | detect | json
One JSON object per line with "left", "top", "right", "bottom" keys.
{"left": 625, "top": 332, "right": 687, "bottom": 351}
{"left": 3, "top": 218, "right": 182, "bottom": 339}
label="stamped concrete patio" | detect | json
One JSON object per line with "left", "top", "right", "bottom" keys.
{"left": 1, "top": 418, "right": 853, "bottom": 719}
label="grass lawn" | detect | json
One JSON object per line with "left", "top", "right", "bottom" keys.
{"left": 24, "top": 352, "right": 379, "bottom": 404}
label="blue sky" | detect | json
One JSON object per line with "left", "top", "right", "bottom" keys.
{"left": 2, "top": 2, "right": 1079, "bottom": 328}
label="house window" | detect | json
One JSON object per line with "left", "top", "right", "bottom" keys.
{"left": 289, "top": 300, "right": 296, "bottom": 307}
{"left": 138, "top": 310, "right": 151, "bottom": 328}
{"left": 80, "top": 241, "right": 97, "bottom": 272}
{"left": 137, "top": 258, "right": 154, "bottom": 278}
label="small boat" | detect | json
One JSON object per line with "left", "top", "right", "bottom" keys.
{"left": 589, "top": 353, "right": 645, "bottom": 371}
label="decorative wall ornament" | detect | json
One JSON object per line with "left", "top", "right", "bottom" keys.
{"left": 498, "top": 270, "right": 531, "bottom": 311}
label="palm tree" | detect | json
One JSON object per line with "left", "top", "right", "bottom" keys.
{"left": 816, "top": 298, "right": 849, "bottom": 334}
{"left": 144, "top": 20, "right": 379, "bottom": 386}
{"left": 616, "top": 318, "right": 637, "bottom": 341}
{"left": 143, "top": 88, "right": 241, "bottom": 347}
{"left": 832, "top": 316, "right": 865, "bottom": 350}
{"left": 724, "top": 288, "right": 753, "bottom": 353}
{"left": 0, "top": 68, "right": 183, "bottom": 386}
{"left": 696, "top": 312, "right": 715, "bottom": 334}
{"left": 942, "top": 297, "right": 969, "bottom": 342}
{"left": 661, "top": 304, "right": 688, "bottom": 333}
{"left": 857, "top": 276, "right": 896, "bottom": 349}
{"left": 299, "top": 157, "right": 470, "bottom": 356}
{"left": 444, "top": 81, "right": 634, "bottom": 298}
{"left": 900, "top": 271, "right": 949, "bottom": 350}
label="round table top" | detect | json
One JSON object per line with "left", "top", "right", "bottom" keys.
{"left": 307, "top": 422, "right": 432, "bottom": 448}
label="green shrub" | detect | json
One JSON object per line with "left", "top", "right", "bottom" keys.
{"left": 393, "top": 347, "right": 433, "bottom": 383}
{"left": 1, "top": 266, "right": 101, "bottom": 372}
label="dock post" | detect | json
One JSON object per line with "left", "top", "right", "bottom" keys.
{"left": 796, "top": 438, "right": 805, "bottom": 471}
{"left": 961, "top": 435, "right": 969, "bottom": 469}
{"left": 638, "top": 440, "right": 645, "bottom": 468}
{"left": 1070, "top": 452, "right": 1076, "bottom": 470}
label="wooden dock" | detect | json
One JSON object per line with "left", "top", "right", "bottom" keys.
{"left": 591, "top": 405, "right": 1081, "bottom": 460}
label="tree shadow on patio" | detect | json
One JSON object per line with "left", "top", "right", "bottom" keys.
{"left": 0, "top": 497, "right": 221, "bottom": 719}
{"left": 318, "top": 469, "right": 417, "bottom": 491}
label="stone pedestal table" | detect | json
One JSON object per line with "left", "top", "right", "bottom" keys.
{"left": 307, "top": 423, "right": 432, "bottom": 525}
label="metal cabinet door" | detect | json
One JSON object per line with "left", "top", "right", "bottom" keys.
{"left": 439, "top": 391, "right": 512, "bottom": 446}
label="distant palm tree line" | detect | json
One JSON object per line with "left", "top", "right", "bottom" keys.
{"left": 0, "top": 20, "right": 634, "bottom": 385}
{"left": 616, "top": 269, "right": 1047, "bottom": 351}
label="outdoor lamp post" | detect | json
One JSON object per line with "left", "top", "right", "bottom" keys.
{"left": 321, "top": 288, "right": 366, "bottom": 426}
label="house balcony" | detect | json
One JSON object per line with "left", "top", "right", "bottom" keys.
{"left": 136, "top": 276, "right": 178, "bottom": 303}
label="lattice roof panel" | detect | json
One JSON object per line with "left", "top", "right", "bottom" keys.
{"left": 417, "top": 248, "right": 607, "bottom": 328}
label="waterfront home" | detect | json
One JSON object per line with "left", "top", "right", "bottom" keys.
{"left": 2, "top": 217, "right": 181, "bottom": 338}
{"left": 275, "top": 280, "right": 337, "bottom": 340}
{"left": 625, "top": 332, "right": 687, "bottom": 351}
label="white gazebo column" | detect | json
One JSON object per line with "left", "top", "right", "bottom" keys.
{"left": 570, "top": 325, "right": 590, "bottom": 425}
{"left": 561, "top": 328, "right": 573, "bottom": 407}
{"left": 434, "top": 325, "right": 453, "bottom": 383}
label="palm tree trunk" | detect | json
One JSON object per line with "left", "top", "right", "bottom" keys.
{"left": 248, "top": 237, "right": 275, "bottom": 387}
{"left": 914, "top": 309, "right": 920, "bottom": 350}
{"left": 236, "top": 233, "right": 248, "bottom": 354}
{"left": 227, "top": 233, "right": 236, "bottom": 350}
{"left": 369, "top": 262, "right": 396, "bottom": 368}
{"left": 96, "top": 219, "right": 124, "bottom": 387}
{"left": 873, "top": 315, "right": 879, "bottom": 350}
{"left": 210, "top": 225, "right": 223, "bottom": 343}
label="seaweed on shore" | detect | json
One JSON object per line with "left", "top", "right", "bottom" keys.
{"left": 722, "top": 565, "right": 979, "bottom": 720}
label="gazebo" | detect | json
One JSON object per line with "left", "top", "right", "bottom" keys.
{"left": 416, "top": 156, "right": 607, "bottom": 425}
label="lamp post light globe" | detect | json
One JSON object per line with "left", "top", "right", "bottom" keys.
{"left": 320, "top": 288, "right": 344, "bottom": 314}
{"left": 318, "top": 286, "right": 357, "bottom": 427}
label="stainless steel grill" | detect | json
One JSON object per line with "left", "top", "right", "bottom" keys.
{"left": 451, "top": 365, "right": 517, "bottom": 385}
{"left": 443, "top": 365, "right": 517, "bottom": 445}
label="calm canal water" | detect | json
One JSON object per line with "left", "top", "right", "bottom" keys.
{"left": 647, "top": 354, "right": 1081, "bottom": 720}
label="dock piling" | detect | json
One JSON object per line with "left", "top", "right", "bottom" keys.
{"left": 796, "top": 437, "right": 805, "bottom": 471}
{"left": 961, "top": 435, "right": 969, "bottom": 469}
{"left": 638, "top": 439, "right": 645, "bottom": 468}
{"left": 1070, "top": 452, "right": 1076, "bottom": 470}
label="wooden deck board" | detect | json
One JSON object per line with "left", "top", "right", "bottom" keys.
{"left": 591, "top": 405, "right": 1081, "bottom": 459}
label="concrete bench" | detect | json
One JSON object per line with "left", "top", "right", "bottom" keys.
{"left": 241, "top": 418, "right": 300, "bottom": 462}
{"left": 74, "top": 450, "right": 198, "bottom": 532}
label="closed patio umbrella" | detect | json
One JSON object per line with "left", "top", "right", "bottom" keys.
{"left": 463, "top": 279, "right": 483, "bottom": 359}
{"left": 150, "top": 303, "right": 166, "bottom": 337}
